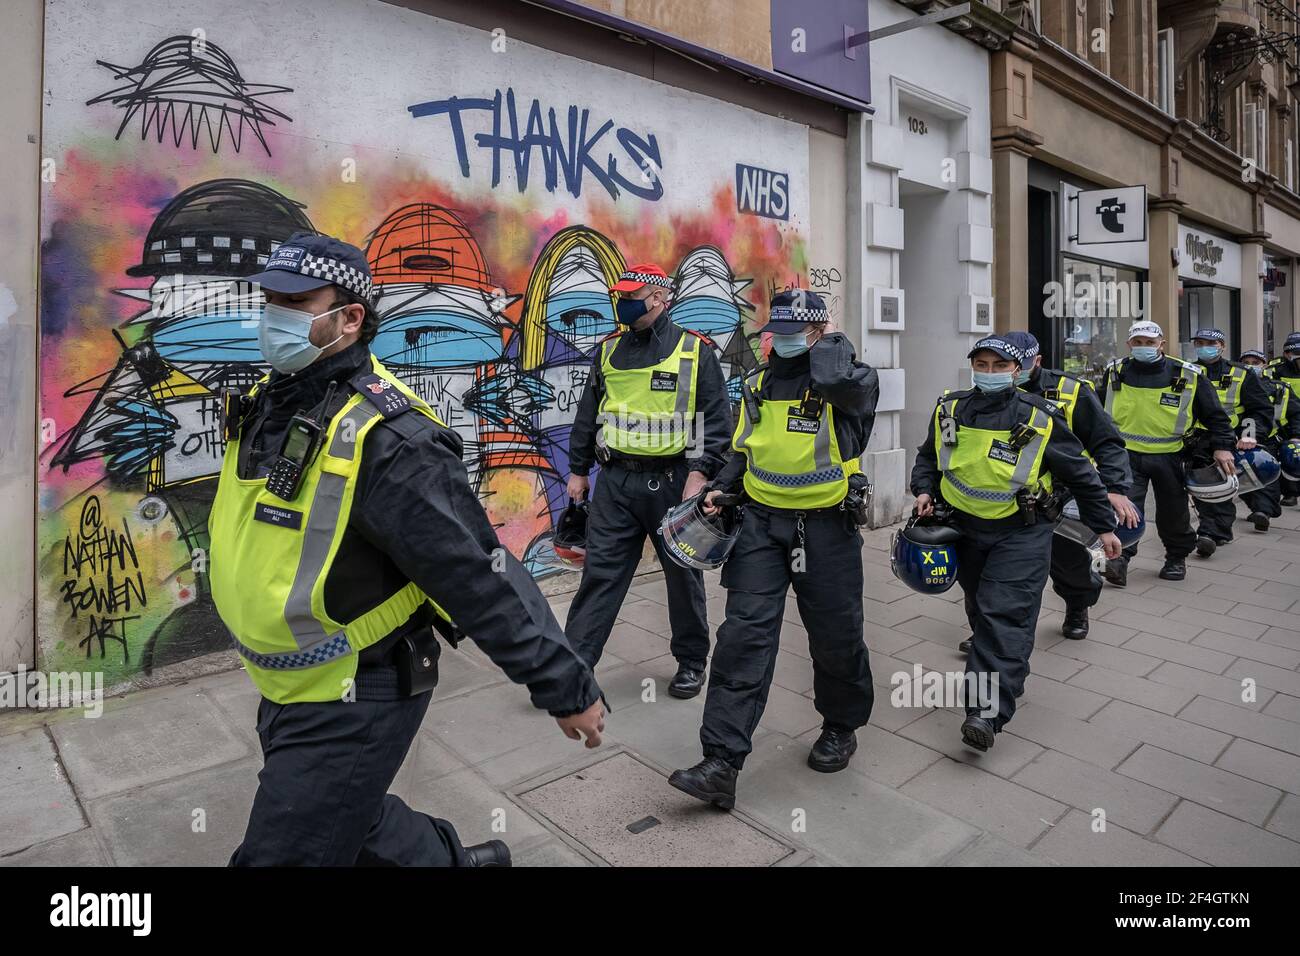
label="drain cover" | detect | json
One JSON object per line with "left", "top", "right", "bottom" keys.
{"left": 519, "top": 752, "right": 794, "bottom": 866}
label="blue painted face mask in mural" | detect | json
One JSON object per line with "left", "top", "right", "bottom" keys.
{"left": 258, "top": 302, "right": 347, "bottom": 374}
{"left": 771, "top": 332, "right": 811, "bottom": 358}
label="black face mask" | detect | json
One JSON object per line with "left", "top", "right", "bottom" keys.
{"left": 616, "top": 297, "right": 650, "bottom": 325}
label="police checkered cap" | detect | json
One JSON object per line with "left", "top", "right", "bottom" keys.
{"left": 612, "top": 264, "right": 673, "bottom": 290}
{"left": 246, "top": 231, "right": 374, "bottom": 302}
{"left": 1285, "top": 332, "right": 1300, "bottom": 353}
{"left": 1192, "top": 327, "right": 1225, "bottom": 343}
{"left": 1127, "top": 320, "right": 1164, "bottom": 341}
{"left": 1004, "top": 330, "right": 1040, "bottom": 360}
{"left": 767, "top": 289, "right": 829, "bottom": 331}
{"left": 968, "top": 336, "right": 1025, "bottom": 364}
{"left": 1240, "top": 349, "right": 1267, "bottom": 362}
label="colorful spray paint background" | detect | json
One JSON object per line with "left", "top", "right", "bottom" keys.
{"left": 37, "top": 26, "right": 809, "bottom": 688}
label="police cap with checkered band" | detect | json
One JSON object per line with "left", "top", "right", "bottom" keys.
{"left": 246, "top": 231, "right": 374, "bottom": 301}
{"left": 766, "top": 289, "right": 830, "bottom": 333}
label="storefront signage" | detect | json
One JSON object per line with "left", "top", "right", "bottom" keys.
{"left": 1177, "top": 224, "right": 1242, "bottom": 288}
{"left": 1074, "top": 185, "right": 1147, "bottom": 245}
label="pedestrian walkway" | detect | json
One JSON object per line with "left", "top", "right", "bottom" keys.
{"left": 4, "top": 501, "right": 1300, "bottom": 866}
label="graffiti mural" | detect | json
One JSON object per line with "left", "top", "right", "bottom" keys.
{"left": 39, "top": 0, "right": 810, "bottom": 688}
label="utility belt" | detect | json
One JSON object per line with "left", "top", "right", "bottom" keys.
{"left": 605, "top": 454, "right": 687, "bottom": 473}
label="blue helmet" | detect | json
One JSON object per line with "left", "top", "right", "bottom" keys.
{"left": 1234, "top": 447, "right": 1280, "bottom": 494}
{"left": 1282, "top": 440, "right": 1300, "bottom": 482}
{"left": 659, "top": 492, "right": 743, "bottom": 570}
{"left": 891, "top": 518, "right": 961, "bottom": 595}
{"left": 1115, "top": 502, "right": 1145, "bottom": 549}
{"left": 1185, "top": 464, "right": 1239, "bottom": 502}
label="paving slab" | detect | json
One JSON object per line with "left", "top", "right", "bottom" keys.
{"left": 1002, "top": 702, "right": 1140, "bottom": 770}
{"left": 900, "top": 758, "right": 1068, "bottom": 848}
{"left": 1191, "top": 630, "right": 1300, "bottom": 669}
{"left": 1178, "top": 696, "right": 1300, "bottom": 757}
{"left": 49, "top": 689, "right": 249, "bottom": 801}
{"left": 0, "top": 828, "right": 108, "bottom": 867}
{"left": 739, "top": 736, "right": 980, "bottom": 866}
{"left": 0, "top": 729, "right": 86, "bottom": 856}
{"left": 1154, "top": 800, "right": 1300, "bottom": 867}
{"left": 1086, "top": 700, "right": 1231, "bottom": 764}
{"left": 1213, "top": 738, "right": 1300, "bottom": 795}
{"left": 943, "top": 832, "right": 1055, "bottom": 867}
{"left": 1033, "top": 809, "right": 1204, "bottom": 867}
{"left": 1116, "top": 744, "right": 1281, "bottom": 826}
{"left": 896, "top": 709, "right": 1044, "bottom": 778}
{"left": 1266, "top": 793, "right": 1300, "bottom": 843}
{"left": 1012, "top": 749, "right": 1179, "bottom": 835}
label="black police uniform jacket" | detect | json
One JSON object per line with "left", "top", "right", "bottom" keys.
{"left": 234, "top": 341, "right": 600, "bottom": 715}
{"left": 910, "top": 386, "right": 1116, "bottom": 534}
{"left": 711, "top": 331, "right": 880, "bottom": 495}
{"left": 568, "top": 310, "right": 733, "bottom": 478}
{"left": 1020, "top": 366, "right": 1132, "bottom": 496}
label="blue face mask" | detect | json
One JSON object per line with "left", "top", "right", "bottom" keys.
{"left": 1248, "top": 365, "right": 1263, "bottom": 376}
{"left": 1196, "top": 345, "right": 1221, "bottom": 362}
{"left": 1130, "top": 345, "right": 1160, "bottom": 363}
{"left": 615, "top": 296, "right": 650, "bottom": 325}
{"left": 771, "top": 332, "right": 811, "bottom": 358}
{"left": 258, "top": 302, "right": 346, "bottom": 374}
{"left": 1014, "top": 368, "right": 1033, "bottom": 386}
{"left": 973, "top": 370, "right": 1015, "bottom": 392}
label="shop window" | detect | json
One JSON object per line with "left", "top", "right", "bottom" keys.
{"left": 1061, "top": 257, "right": 1145, "bottom": 383}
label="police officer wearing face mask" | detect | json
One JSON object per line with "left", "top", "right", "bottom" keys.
{"left": 953, "top": 331, "right": 1134, "bottom": 651}
{"left": 1184, "top": 328, "right": 1273, "bottom": 554}
{"left": 565, "top": 264, "right": 732, "bottom": 698}
{"left": 1095, "top": 321, "right": 1237, "bottom": 584}
{"left": 1269, "top": 332, "right": 1300, "bottom": 507}
{"left": 911, "top": 337, "right": 1121, "bottom": 751}
{"left": 1240, "top": 349, "right": 1300, "bottom": 528}
{"left": 668, "top": 290, "right": 878, "bottom": 807}
{"left": 211, "top": 234, "right": 606, "bottom": 866}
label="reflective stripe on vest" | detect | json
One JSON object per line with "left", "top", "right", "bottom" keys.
{"left": 1268, "top": 362, "right": 1300, "bottom": 403}
{"left": 1103, "top": 359, "right": 1199, "bottom": 453}
{"left": 597, "top": 332, "right": 699, "bottom": 455}
{"left": 934, "top": 397, "right": 1053, "bottom": 519}
{"left": 732, "top": 369, "right": 861, "bottom": 509}
{"left": 209, "top": 356, "right": 450, "bottom": 703}
{"left": 1210, "top": 365, "right": 1247, "bottom": 428}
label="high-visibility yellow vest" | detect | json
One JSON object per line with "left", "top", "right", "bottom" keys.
{"left": 933, "top": 393, "right": 1054, "bottom": 519}
{"left": 1267, "top": 358, "right": 1300, "bottom": 403}
{"left": 1262, "top": 376, "right": 1290, "bottom": 439}
{"left": 731, "top": 368, "right": 861, "bottom": 509}
{"left": 1032, "top": 373, "right": 1090, "bottom": 432}
{"left": 1103, "top": 357, "right": 1201, "bottom": 454}
{"left": 597, "top": 332, "right": 699, "bottom": 456}
{"left": 209, "top": 356, "right": 454, "bottom": 704}
{"left": 1198, "top": 362, "right": 1248, "bottom": 428}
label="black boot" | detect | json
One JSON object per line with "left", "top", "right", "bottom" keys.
{"left": 1283, "top": 496, "right": 1298, "bottom": 507}
{"left": 960, "top": 715, "right": 996, "bottom": 752}
{"left": 1159, "top": 557, "right": 1186, "bottom": 581}
{"left": 958, "top": 639, "right": 972, "bottom": 654}
{"left": 1249, "top": 512, "right": 1270, "bottom": 532}
{"left": 463, "top": 840, "right": 512, "bottom": 867}
{"left": 1104, "top": 556, "right": 1128, "bottom": 588}
{"left": 669, "top": 756, "right": 737, "bottom": 809}
{"left": 1195, "top": 535, "right": 1217, "bottom": 558}
{"left": 667, "top": 664, "right": 706, "bottom": 699}
{"left": 1061, "top": 605, "right": 1089, "bottom": 640}
{"left": 807, "top": 726, "right": 858, "bottom": 773}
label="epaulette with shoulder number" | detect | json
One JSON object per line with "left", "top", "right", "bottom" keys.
{"left": 680, "top": 327, "right": 718, "bottom": 351}
{"left": 348, "top": 370, "right": 413, "bottom": 420}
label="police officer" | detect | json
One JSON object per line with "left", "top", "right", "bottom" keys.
{"left": 668, "top": 291, "right": 878, "bottom": 807}
{"left": 565, "top": 263, "right": 732, "bottom": 697}
{"left": 1240, "top": 349, "right": 1300, "bottom": 529}
{"left": 911, "top": 336, "right": 1120, "bottom": 751}
{"left": 1095, "top": 321, "right": 1237, "bottom": 585}
{"left": 1184, "top": 328, "right": 1272, "bottom": 554}
{"left": 1269, "top": 332, "right": 1300, "bottom": 506}
{"left": 969, "top": 331, "right": 1135, "bottom": 644}
{"left": 210, "top": 234, "right": 605, "bottom": 867}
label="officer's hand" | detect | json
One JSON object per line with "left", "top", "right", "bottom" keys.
{"left": 567, "top": 474, "right": 590, "bottom": 501}
{"left": 1107, "top": 493, "right": 1140, "bottom": 528}
{"left": 702, "top": 489, "right": 723, "bottom": 515}
{"left": 682, "top": 470, "right": 708, "bottom": 502}
{"left": 556, "top": 700, "right": 604, "bottom": 748}
{"left": 1099, "top": 531, "right": 1122, "bottom": 560}
{"left": 1236, "top": 436, "right": 1257, "bottom": 451}
{"left": 1213, "top": 449, "right": 1236, "bottom": 477}
{"left": 914, "top": 494, "right": 934, "bottom": 518}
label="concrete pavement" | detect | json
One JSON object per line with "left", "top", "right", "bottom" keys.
{"left": 4, "top": 499, "right": 1300, "bottom": 866}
